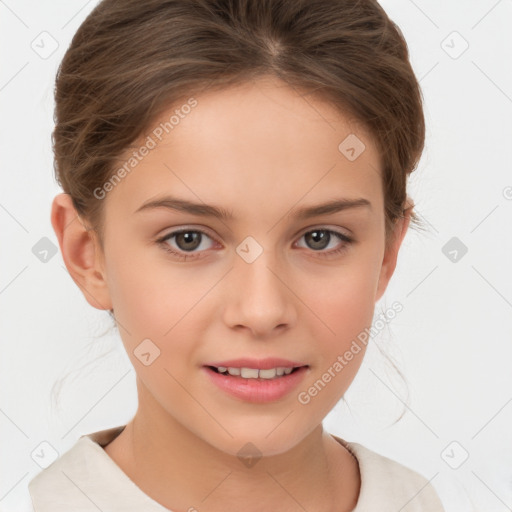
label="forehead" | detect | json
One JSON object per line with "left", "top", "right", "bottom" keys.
{"left": 104, "top": 76, "right": 383, "bottom": 221}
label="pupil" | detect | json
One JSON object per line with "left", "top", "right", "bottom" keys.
{"left": 177, "top": 231, "right": 201, "bottom": 251}
{"left": 306, "top": 230, "right": 329, "bottom": 250}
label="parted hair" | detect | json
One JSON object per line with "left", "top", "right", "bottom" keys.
{"left": 52, "top": 0, "right": 425, "bottom": 248}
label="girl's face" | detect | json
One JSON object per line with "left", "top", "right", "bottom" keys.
{"left": 86, "top": 76, "right": 408, "bottom": 456}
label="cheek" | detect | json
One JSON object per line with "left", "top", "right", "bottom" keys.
{"left": 295, "top": 265, "right": 379, "bottom": 412}
{"left": 105, "top": 246, "right": 211, "bottom": 334}
{"left": 104, "top": 256, "right": 204, "bottom": 385}
{"left": 305, "top": 256, "right": 382, "bottom": 344}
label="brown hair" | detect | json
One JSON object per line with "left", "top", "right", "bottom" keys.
{"left": 51, "top": 0, "right": 425, "bottom": 421}
{"left": 53, "top": 0, "right": 425, "bottom": 249}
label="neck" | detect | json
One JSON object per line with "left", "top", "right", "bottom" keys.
{"left": 104, "top": 383, "right": 360, "bottom": 512}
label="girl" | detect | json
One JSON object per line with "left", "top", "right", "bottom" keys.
{"left": 28, "top": 0, "right": 445, "bottom": 510}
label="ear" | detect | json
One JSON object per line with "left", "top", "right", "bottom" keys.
{"left": 50, "top": 193, "right": 113, "bottom": 311}
{"left": 374, "top": 197, "right": 414, "bottom": 303}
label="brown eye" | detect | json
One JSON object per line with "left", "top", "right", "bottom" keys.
{"left": 174, "top": 231, "right": 203, "bottom": 251}
{"left": 303, "top": 230, "right": 331, "bottom": 250}
{"left": 295, "top": 228, "right": 353, "bottom": 258}
{"left": 157, "top": 228, "right": 217, "bottom": 260}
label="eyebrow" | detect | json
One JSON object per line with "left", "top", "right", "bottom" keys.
{"left": 134, "top": 195, "right": 372, "bottom": 220}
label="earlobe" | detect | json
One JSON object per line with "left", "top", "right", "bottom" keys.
{"left": 50, "top": 193, "right": 113, "bottom": 311}
{"left": 374, "top": 198, "right": 414, "bottom": 303}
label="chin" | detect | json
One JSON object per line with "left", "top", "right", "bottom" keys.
{"left": 197, "top": 422, "right": 311, "bottom": 459}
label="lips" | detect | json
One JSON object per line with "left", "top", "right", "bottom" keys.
{"left": 201, "top": 357, "right": 310, "bottom": 402}
{"left": 209, "top": 366, "right": 302, "bottom": 380}
{"left": 204, "top": 357, "right": 307, "bottom": 370}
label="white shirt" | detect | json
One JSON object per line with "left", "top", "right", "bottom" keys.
{"left": 27, "top": 425, "right": 445, "bottom": 511}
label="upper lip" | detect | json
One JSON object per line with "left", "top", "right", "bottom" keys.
{"left": 204, "top": 357, "right": 308, "bottom": 370}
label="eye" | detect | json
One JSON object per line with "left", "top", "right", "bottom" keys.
{"left": 157, "top": 228, "right": 216, "bottom": 261}
{"left": 295, "top": 228, "right": 353, "bottom": 257}
{"left": 156, "top": 226, "right": 354, "bottom": 261}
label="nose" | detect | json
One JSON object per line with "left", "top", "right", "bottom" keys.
{"left": 222, "top": 249, "right": 297, "bottom": 338}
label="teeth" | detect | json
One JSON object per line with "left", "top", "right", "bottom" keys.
{"left": 241, "top": 367, "right": 259, "bottom": 378}
{"left": 215, "top": 366, "right": 299, "bottom": 379}
{"left": 258, "top": 368, "right": 277, "bottom": 379}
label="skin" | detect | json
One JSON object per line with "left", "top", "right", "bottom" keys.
{"left": 51, "top": 75, "right": 412, "bottom": 512}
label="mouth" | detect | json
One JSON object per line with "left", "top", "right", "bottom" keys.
{"left": 206, "top": 365, "right": 306, "bottom": 379}
{"left": 202, "top": 361, "right": 310, "bottom": 403}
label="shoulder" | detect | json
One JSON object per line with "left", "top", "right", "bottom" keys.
{"left": 334, "top": 436, "right": 445, "bottom": 512}
{"left": 27, "top": 436, "right": 98, "bottom": 512}
{"left": 28, "top": 426, "right": 128, "bottom": 512}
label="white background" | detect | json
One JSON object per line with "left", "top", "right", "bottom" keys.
{"left": 1, "top": 1, "right": 511, "bottom": 511}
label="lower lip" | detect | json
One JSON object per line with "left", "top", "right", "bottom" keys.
{"left": 202, "top": 366, "right": 309, "bottom": 403}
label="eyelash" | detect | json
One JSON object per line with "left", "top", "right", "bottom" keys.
{"left": 156, "top": 227, "right": 354, "bottom": 261}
